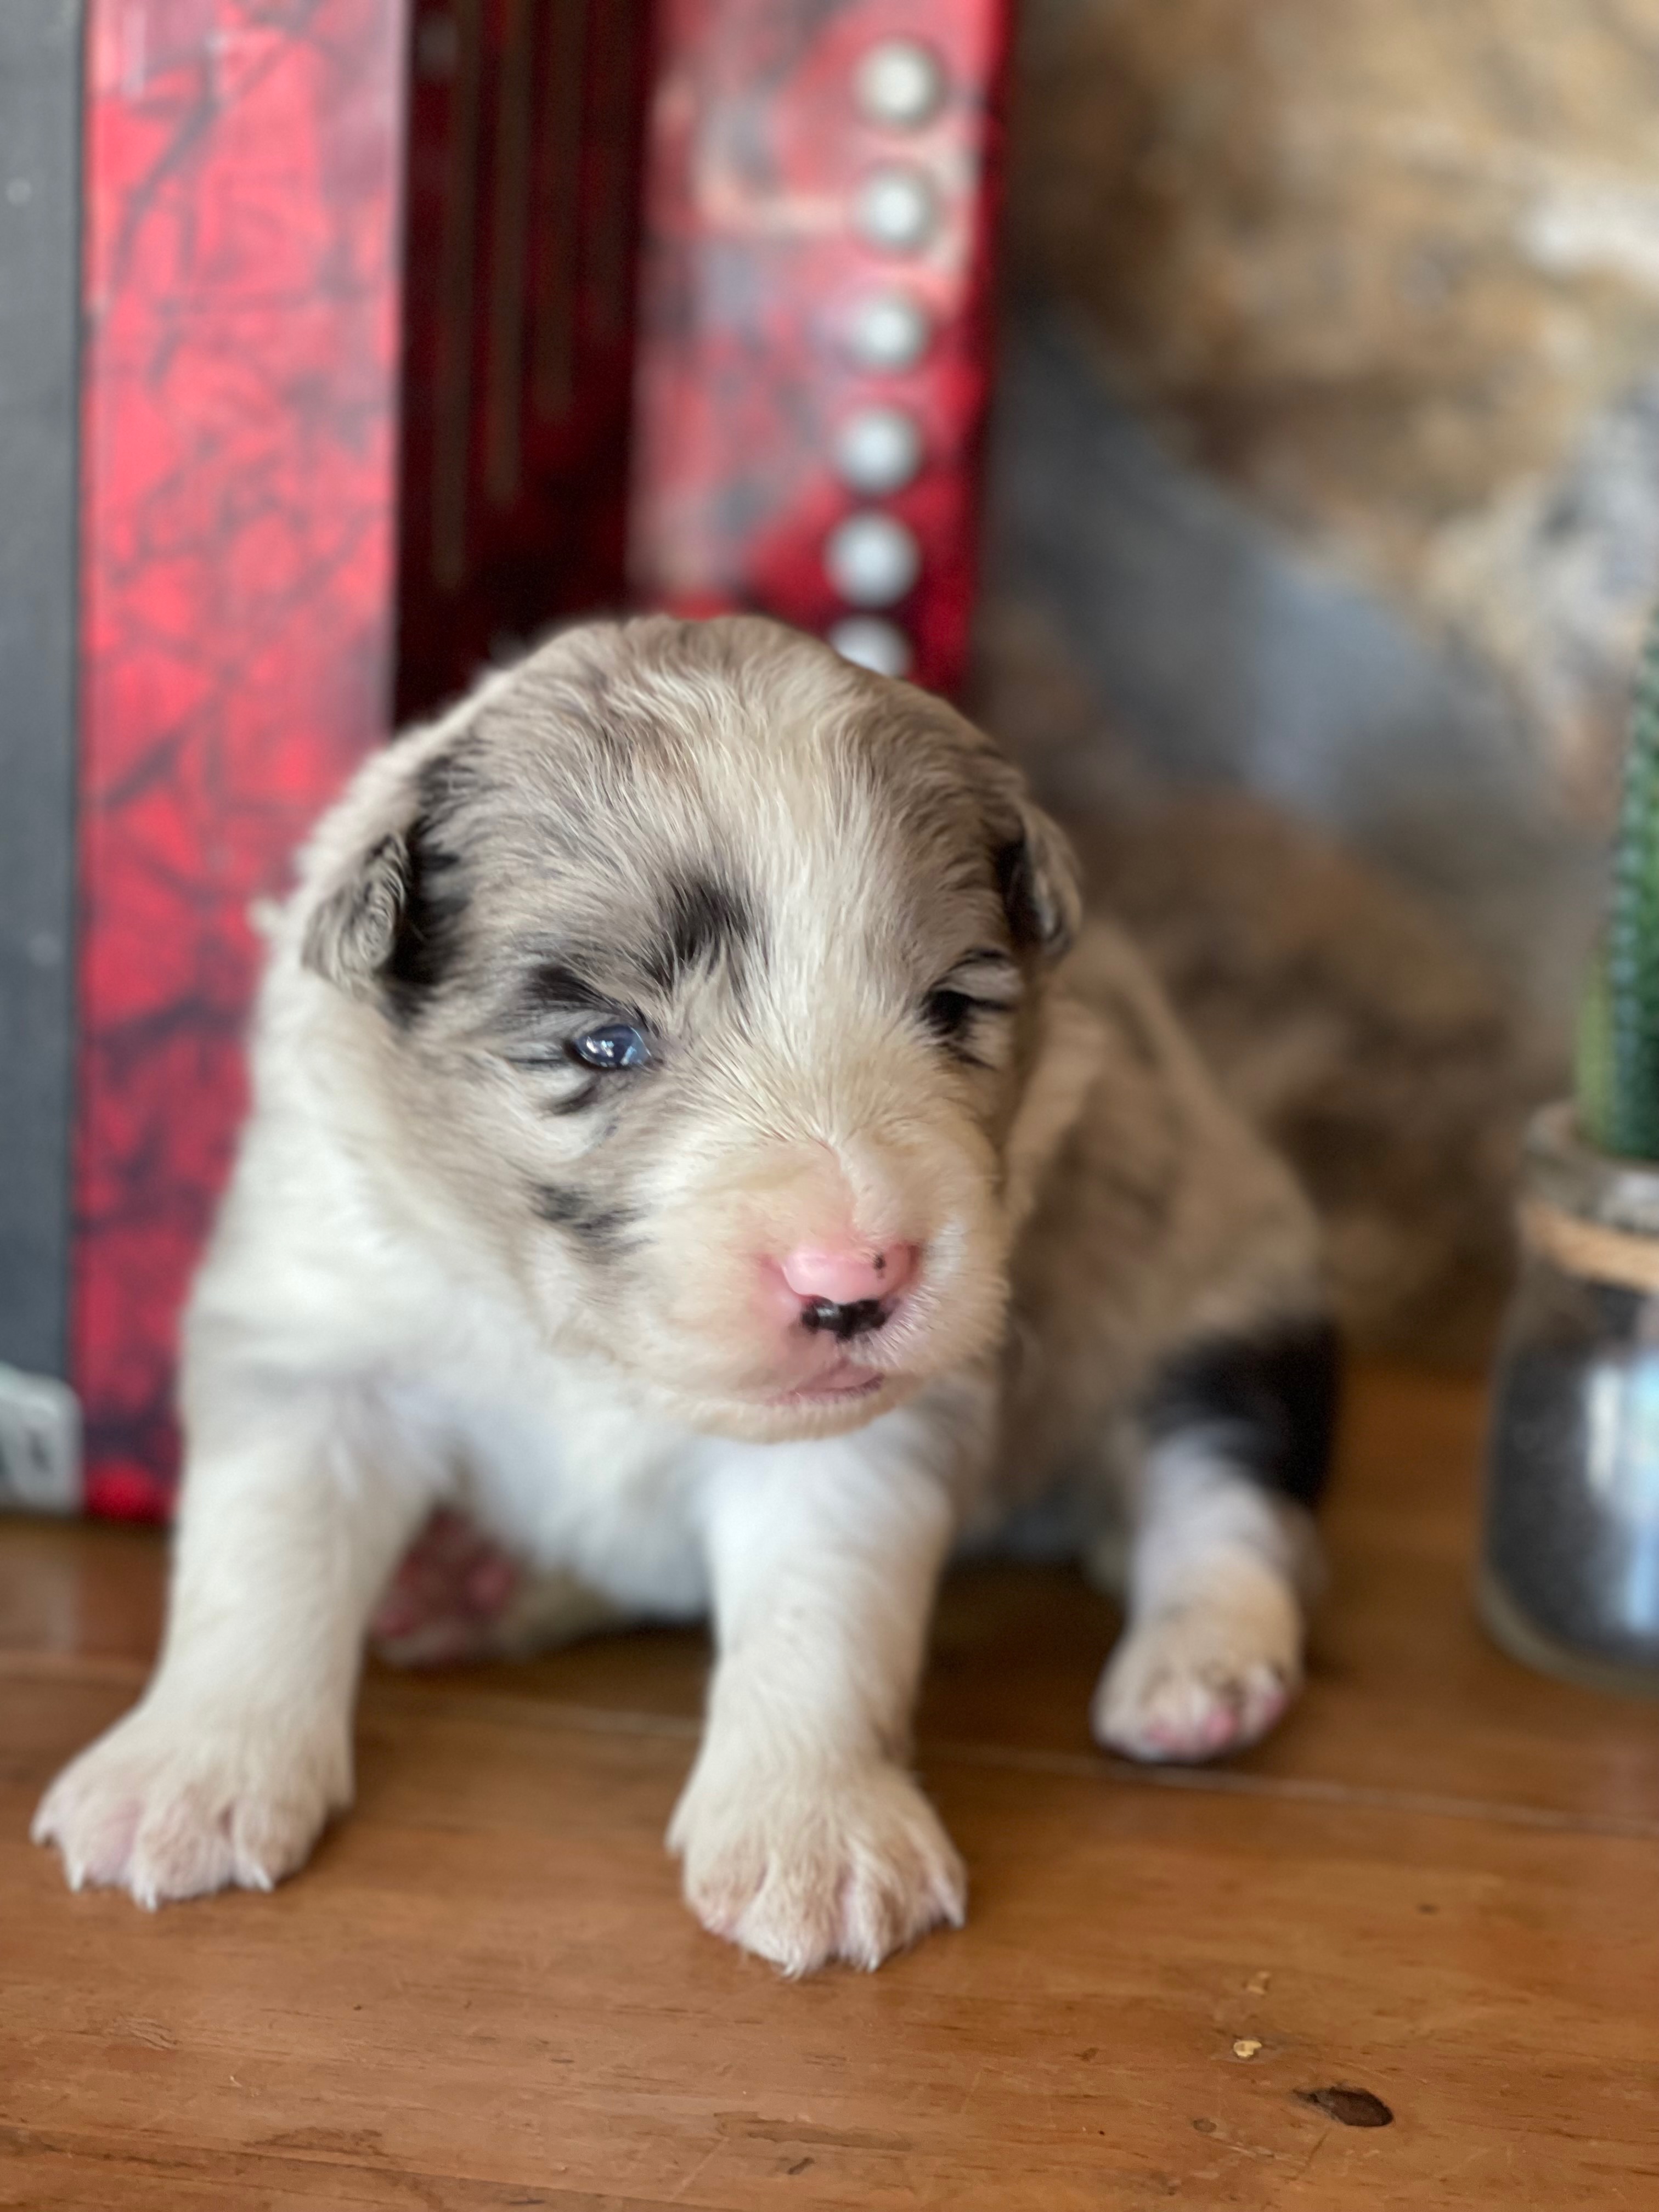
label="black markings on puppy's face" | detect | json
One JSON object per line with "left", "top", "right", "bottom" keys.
{"left": 922, "top": 988, "right": 977, "bottom": 1047}
{"left": 523, "top": 961, "right": 616, "bottom": 1019}
{"left": 502, "top": 965, "right": 655, "bottom": 1108}
{"left": 919, "top": 949, "right": 1023, "bottom": 1069}
{"left": 382, "top": 817, "right": 466, "bottom": 1021}
{"left": 496, "top": 868, "right": 753, "bottom": 1116}
{"left": 1142, "top": 1319, "right": 1341, "bottom": 1510}
{"left": 306, "top": 749, "right": 484, "bottom": 1013}
{"left": 532, "top": 1183, "right": 638, "bottom": 1252}
{"left": 644, "top": 871, "right": 757, "bottom": 994}
{"left": 379, "top": 747, "right": 489, "bottom": 1024}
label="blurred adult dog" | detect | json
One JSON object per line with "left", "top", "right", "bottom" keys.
{"left": 36, "top": 616, "right": 1336, "bottom": 1973}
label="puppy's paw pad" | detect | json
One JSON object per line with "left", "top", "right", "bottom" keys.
{"left": 33, "top": 1711, "right": 341, "bottom": 1906}
{"left": 1093, "top": 1610, "right": 1299, "bottom": 1764}
{"left": 670, "top": 1760, "right": 966, "bottom": 1975}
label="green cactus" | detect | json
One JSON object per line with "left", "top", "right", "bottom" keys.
{"left": 1578, "top": 604, "right": 1659, "bottom": 1160}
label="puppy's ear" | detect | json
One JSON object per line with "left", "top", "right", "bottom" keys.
{"left": 302, "top": 829, "right": 413, "bottom": 995}
{"left": 979, "top": 756, "right": 1082, "bottom": 961}
{"left": 302, "top": 742, "right": 473, "bottom": 1007}
{"left": 995, "top": 804, "right": 1082, "bottom": 961}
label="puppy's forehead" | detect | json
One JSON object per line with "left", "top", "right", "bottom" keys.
{"left": 458, "top": 625, "right": 1000, "bottom": 946}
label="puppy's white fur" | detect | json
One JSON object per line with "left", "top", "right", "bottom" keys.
{"left": 36, "top": 617, "right": 1332, "bottom": 1972}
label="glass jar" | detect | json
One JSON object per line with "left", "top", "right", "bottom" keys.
{"left": 1481, "top": 1103, "right": 1659, "bottom": 1693}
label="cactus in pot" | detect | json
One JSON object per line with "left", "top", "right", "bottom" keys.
{"left": 1481, "top": 597, "right": 1659, "bottom": 1692}
{"left": 1576, "top": 607, "right": 1659, "bottom": 1163}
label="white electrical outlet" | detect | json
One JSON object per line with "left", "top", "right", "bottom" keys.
{"left": 0, "top": 1363, "right": 82, "bottom": 1512}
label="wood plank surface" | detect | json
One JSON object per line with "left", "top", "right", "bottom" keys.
{"left": 3, "top": 1367, "right": 1657, "bottom": 2210}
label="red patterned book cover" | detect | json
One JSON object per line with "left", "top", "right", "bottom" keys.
{"left": 74, "top": 0, "right": 409, "bottom": 1515}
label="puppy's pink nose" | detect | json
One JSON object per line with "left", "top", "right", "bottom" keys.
{"left": 780, "top": 1242, "right": 917, "bottom": 1306}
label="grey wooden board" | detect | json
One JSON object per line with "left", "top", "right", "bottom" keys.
{"left": 0, "top": 0, "right": 82, "bottom": 1381}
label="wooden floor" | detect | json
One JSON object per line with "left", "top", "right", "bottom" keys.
{"left": 3, "top": 1366, "right": 1657, "bottom": 2210}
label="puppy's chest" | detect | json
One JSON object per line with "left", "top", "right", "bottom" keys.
{"left": 441, "top": 1365, "right": 712, "bottom": 1616}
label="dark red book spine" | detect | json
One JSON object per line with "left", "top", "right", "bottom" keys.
{"left": 396, "top": 0, "right": 652, "bottom": 723}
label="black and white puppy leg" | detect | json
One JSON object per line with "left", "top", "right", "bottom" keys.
{"left": 33, "top": 1381, "right": 440, "bottom": 1905}
{"left": 670, "top": 1413, "right": 965, "bottom": 1976}
{"left": 1093, "top": 1324, "right": 1338, "bottom": 1764}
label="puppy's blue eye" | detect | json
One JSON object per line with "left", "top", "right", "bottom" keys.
{"left": 570, "top": 1023, "right": 652, "bottom": 1071}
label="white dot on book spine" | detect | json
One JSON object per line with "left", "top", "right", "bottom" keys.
{"left": 855, "top": 40, "right": 946, "bottom": 129}
{"left": 834, "top": 407, "right": 923, "bottom": 495}
{"left": 854, "top": 167, "right": 940, "bottom": 255}
{"left": 829, "top": 617, "right": 913, "bottom": 679}
{"left": 825, "top": 514, "right": 921, "bottom": 608}
{"left": 845, "top": 292, "right": 932, "bottom": 371}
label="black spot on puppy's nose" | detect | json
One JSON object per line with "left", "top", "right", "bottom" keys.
{"left": 801, "top": 1297, "right": 886, "bottom": 1342}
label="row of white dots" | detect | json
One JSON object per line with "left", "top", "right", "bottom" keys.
{"left": 823, "top": 38, "right": 949, "bottom": 681}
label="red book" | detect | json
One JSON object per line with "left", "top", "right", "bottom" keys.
{"left": 4, "top": 0, "right": 1011, "bottom": 1517}
{"left": 74, "top": 0, "right": 411, "bottom": 1517}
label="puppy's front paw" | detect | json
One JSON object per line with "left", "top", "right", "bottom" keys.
{"left": 32, "top": 1702, "right": 347, "bottom": 1908}
{"left": 668, "top": 1754, "right": 966, "bottom": 1975}
{"left": 1093, "top": 1590, "right": 1301, "bottom": 1764}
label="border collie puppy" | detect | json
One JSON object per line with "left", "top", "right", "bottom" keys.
{"left": 36, "top": 616, "right": 1335, "bottom": 1973}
